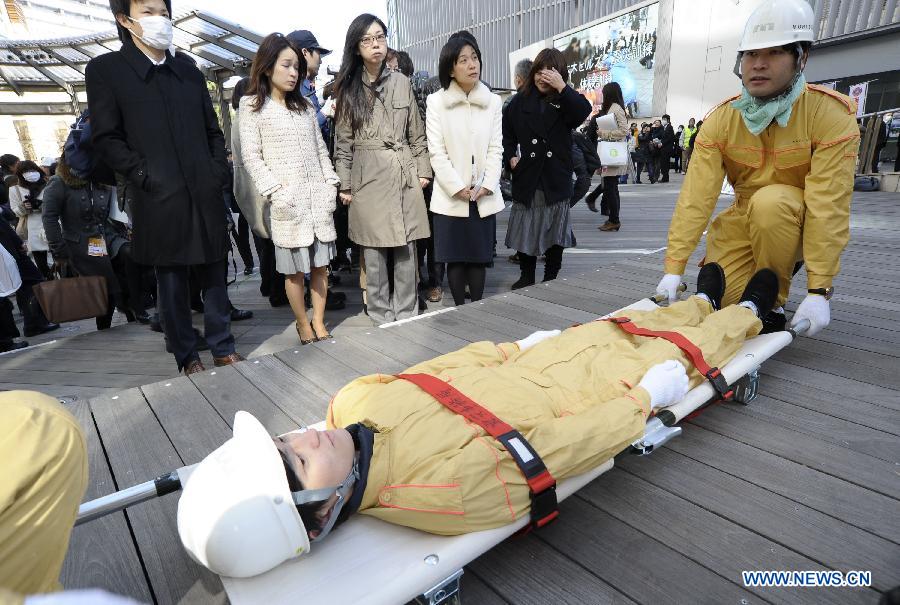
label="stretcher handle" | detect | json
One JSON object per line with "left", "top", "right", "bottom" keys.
{"left": 75, "top": 469, "right": 184, "bottom": 526}
{"left": 787, "top": 318, "right": 811, "bottom": 338}
{"left": 648, "top": 282, "right": 688, "bottom": 305}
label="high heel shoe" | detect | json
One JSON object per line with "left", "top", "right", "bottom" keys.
{"left": 296, "top": 321, "right": 315, "bottom": 345}
{"left": 598, "top": 221, "right": 621, "bottom": 232}
{"left": 311, "top": 321, "right": 332, "bottom": 341}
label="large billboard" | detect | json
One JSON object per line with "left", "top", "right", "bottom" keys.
{"left": 554, "top": 2, "right": 658, "bottom": 118}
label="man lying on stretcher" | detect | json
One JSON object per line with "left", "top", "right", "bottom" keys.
{"left": 178, "top": 264, "right": 780, "bottom": 578}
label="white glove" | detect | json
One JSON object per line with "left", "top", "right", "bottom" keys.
{"left": 638, "top": 360, "right": 690, "bottom": 410}
{"left": 515, "top": 329, "right": 561, "bottom": 351}
{"left": 790, "top": 294, "right": 830, "bottom": 336}
{"left": 26, "top": 589, "right": 146, "bottom": 605}
{"left": 656, "top": 273, "right": 682, "bottom": 304}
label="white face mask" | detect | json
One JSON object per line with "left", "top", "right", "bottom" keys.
{"left": 22, "top": 171, "right": 42, "bottom": 183}
{"left": 128, "top": 15, "right": 174, "bottom": 51}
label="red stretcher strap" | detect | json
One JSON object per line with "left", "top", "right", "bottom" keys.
{"left": 395, "top": 373, "right": 559, "bottom": 529}
{"left": 604, "top": 317, "right": 734, "bottom": 401}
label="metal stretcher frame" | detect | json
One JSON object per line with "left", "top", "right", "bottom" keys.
{"left": 75, "top": 295, "right": 809, "bottom": 605}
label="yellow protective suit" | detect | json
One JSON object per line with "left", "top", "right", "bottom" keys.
{"left": 0, "top": 392, "right": 88, "bottom": 604}
{"left": 665, "top": 84, "right": 860, "bottom": 306}
{"left": 328, "top": 298, "right": 761, "bottom": 535}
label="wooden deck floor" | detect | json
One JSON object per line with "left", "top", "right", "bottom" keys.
{"left": 7, "top": 177, "right": 899, "bottom": 604}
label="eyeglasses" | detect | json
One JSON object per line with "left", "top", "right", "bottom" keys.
{"left": 360, "top": 33, "right": 386, "bottom": 47}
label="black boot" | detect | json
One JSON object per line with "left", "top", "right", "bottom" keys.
{"left": 542, "top": 246, "right": 563, "bottom": 282}
{"left": 511, "top": 254, "right": 536, "bottom": 290}
{"left": 696, "top": 262, "right": 725, "bottom": 310}
{"left": 739, "top": 268, "right": 779, "bottom": 319}
{"left": 760, "top": 310, "right": 787, "bottom": 334}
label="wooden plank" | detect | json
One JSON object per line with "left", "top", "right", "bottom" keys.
{"left": 692, "top": 406, "right": 900, "bottom": 496}
{"left": 516, "top": 283, "right": 614, "bottom": 316}
{"left": 0, "top": 383, "right": 119, "bottom": 399}
{"left": 467, "top": 535, "right": 635, "bottom": 605}
{"left": 274, "top": 345, "right": 365, "bottom": 398}
{"left": 90, "top": 389, "right": 225, "bottom": 604}
{"left": 7, "top": 369, "right": 171, "bottom": 388}
{"left": 61, "top": 400, "right": 154, "bottom": 603}
{"left": 449, "top": 303, "right": 539, "bottom": 340}
{"left": 771, "top": 346, "right": 900, "bottom": 390}
{"left": 457, "top": 570, "right": 510, "bottom": 605}
{"left": 617, "top": 448, "right": 900, "bottom": 591}
{"left": 232, "top": 355, "right": 332, "bottom": 425}
{"left": 485, "top": 291, "right": 599, "bottom": 324}
{"left": 761, "top": 359, "right": 900, "bottom": 411}
{"left": 417, "top": 311, "right": 513, "bottom": 344}
{"left": 384, "top": 318, "right": 470, "bottom": 353}
{"left": 189, "top": 363, "right": 301, "bottom": 434}
{"left": 313, "top": 336, "right": 407, "bottom": 376}
{"left": 581, "top": 466, "right": 879, "bottom": 604}
{"left": 723, "top": 396, "right": 900, "bottom": 462}
{"left": 140, "top": 376, "right": 231, "bottom": 465}
{"left": 344, "top": 324, "right": 445, "bottom": 368}
{"left": 759, "top": 375, "right": 900, "bottom": 436}
{"left": 666, "top": 424, "right": 900, "bottom": 542}
{"left": 538, "top": 496, "right": 759, "bottom": 603}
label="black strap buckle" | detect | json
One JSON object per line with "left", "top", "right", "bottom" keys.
{"left": 706, "top": 367, "right": 734, "bottom": 401}
{"left": 529, "top": 482, "right": 559, "bottom": 529}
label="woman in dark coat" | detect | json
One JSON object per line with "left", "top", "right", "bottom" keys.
{"left": 502, "top": 48, "right": 591, "bottom": 289}
{"left": 635, "top": 124, "right": 656, "bottom": 184}
{"left": 42, "top": 153, "right": 138, "bottom": 330}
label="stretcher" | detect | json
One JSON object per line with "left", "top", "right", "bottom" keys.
{"left": 76, "top": 293, "right": 810, "bottom": 605}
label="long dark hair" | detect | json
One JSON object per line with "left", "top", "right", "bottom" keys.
{"left": 334, "top": 13, "right": 388, "bottom": 134}
{"left": 247, "top": 33, "right": 309, "bottom": 113}
{"left": 600, "top": 82, "right": 625, "bottom": 116}
{"left": 15, "top": 160, "right": 47, "bottom": 201}
{"left": 521, "top": 48, "right": 568, "bottom": 97}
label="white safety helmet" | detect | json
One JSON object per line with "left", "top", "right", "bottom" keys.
{"left": 737, "top": 0, "right": 815, "bottom": 52}
{"left": 177, "top": 412, "right": 310, "bottom": 577}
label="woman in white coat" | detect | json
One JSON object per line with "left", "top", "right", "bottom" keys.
{"left": 9, "top": 160, "right": 51, "bottom": 278}
{"left": 240, "top": 34, "right": 340, "bottom": 344}
{"left": 426, "top": 35, "right": 503, "bottom": 305}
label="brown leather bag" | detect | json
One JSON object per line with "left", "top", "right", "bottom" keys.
{"left": 33, "top": 275, "right": 108, "bottom": 324}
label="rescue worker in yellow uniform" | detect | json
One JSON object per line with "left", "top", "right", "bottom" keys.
{"left": 177, "top": 264, "right": 781, "bottom": 578}
{"left": 0, "top": 392, "right": 87, "bottom": 604}
{"left": 656, "top": 0, "right": 860, "bottom": 336}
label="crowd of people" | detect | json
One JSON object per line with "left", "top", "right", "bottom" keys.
{"left": 0, "top": 0, "right": 715, "bottom": 362}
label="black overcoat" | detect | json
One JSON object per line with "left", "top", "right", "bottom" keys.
{"left": 502, "top": 86, "right": 591, "bottom": 205}
{"left": 86, "top": 37, "right": 229, "bottom": 266}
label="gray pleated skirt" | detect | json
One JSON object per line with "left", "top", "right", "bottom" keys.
{"left": 274, "top": 238, "right": 336, "bottom": 274}
{"left": 504, "top": 189, "right": 574, "bottom": 257}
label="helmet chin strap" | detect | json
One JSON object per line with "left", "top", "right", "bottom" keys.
{"left": 290, "top": 455, "right": 360, "bottom": 542}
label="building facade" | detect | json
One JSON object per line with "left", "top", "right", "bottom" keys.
{"left": 390, "top": 0, "right": 900, "bottom": 120}
{"left": 0, "top": 0, "right": 114, "bottom": 39}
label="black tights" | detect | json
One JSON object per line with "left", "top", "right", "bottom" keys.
{"left": 447, "top": 262, "right": 486, "bottom": 305}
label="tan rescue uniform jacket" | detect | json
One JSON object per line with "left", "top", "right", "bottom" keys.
{"left": 0, "top": 392, "right": 88, "bottom": 603}
{"left": 327, "top": 298, "right": 760, "bottom": 535}
{"left": 665, "top": 85, "right": 860, "bottom": 293}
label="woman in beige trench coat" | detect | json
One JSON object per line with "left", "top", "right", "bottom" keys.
{"left": 333, "top": 14, "right": 432, "bottom": 325}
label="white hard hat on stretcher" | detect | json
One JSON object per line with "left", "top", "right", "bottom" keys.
{"left": 176, "top": 411, "right": 310, "bottom": 578}
{"left": 737, "top": 0, "right": 815, "bottom": 52}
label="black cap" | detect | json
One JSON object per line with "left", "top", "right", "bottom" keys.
{"left": 286, "top": 30, "right": 331, "bottom": 57}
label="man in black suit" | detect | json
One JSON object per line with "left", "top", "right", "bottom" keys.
{"left": 657, "top": 113, "right": 676, "bottom": 183}
{"left": 86, "top": 0, "right": 241, "bottom": 375}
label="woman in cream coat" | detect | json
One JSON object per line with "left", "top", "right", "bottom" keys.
{"left": 240, "top": 34, "right": 340, "bottom": 344}
{"left": 426, "top": 34, "right": 503, "bottom": 305}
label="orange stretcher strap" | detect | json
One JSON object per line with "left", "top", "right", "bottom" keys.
{"left": 395, "top": 373, "right": 559, "bottom": 530}
{"left": 604, "top": 317, "right": 734, "bottom": 401}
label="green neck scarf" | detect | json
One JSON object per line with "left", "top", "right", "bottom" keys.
{"left": 731, "top": 73, "right": 806, "bottom": 135}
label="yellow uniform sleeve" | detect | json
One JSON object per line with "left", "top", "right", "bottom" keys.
{"left": 664, "top": 109, "right": 727, "bottom": 275}
{"left": 803, "top": 99, "right": 859, "bottom": 290}
{"left": 527, "top": 386, "right": 651, "bottom": 479}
